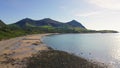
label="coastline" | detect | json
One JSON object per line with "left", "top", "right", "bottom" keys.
{"left": 0, "top": 33, "right": 55, "bottom": 68}
{"left": 0, "top": 33, "right": 107, "bottom": 68}
{"left": 0, "top": 33, "right": 55, "bottom": 58}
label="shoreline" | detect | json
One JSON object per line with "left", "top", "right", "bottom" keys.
{"left": 0, "top": 33, "right": 55, "bottom": 58}
{"left": 0, "top": 33, "right": 107, "bottom": 68}
{"left": 0, "top": 33, "right": 56, "bottom": 68}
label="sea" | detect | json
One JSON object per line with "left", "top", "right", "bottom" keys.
{"left": 42, "top": 33, "right": 120, "bottom": 68}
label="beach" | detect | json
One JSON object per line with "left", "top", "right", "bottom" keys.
{"left": 0, "top": 33, "right": 107, "bottom": 68}
{"left": 0, "top": 33, "right": 52, "bottom": 68}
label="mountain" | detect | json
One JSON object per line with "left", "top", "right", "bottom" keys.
{"left": 66, "top": 20, "right": 86, "bottom": 29}
{"left": 13, "top": 18, "right": 86, "bottom": 29}
{"left": 0, "top": 20, "right": 6, "bottom": 28}
{"left": 34, "top": 18, "right": 65, "bottom": 27}
{"left": 0, "top": 18, "right": 118, "bottom": 40}
{"left": 10, "top": 18, "right": 118, "bottom": 33}
{"left": 14, "top": 18, "right": 36, "bottom": 28}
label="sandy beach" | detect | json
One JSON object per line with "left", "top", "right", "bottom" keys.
{"left": 0, "top": 33, "right": 53, "bottom": 68}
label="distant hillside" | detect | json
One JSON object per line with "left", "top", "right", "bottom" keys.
{"left": 13, "top": 18, "right": 86, "bottom": 29}
{"left": 0, "top": 20, "right": 6, "bottom": 28}
{"left": 9, "top": 18, "right": 118, "bottom": 33}
{"left": 66, "top": 20, "right": 86, "bottom": 29}
{"left": 0, "top": 18, "right": 118, "bottom": 40}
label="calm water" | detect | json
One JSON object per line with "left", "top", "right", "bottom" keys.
{"left": 42, "top": 33, "right": 120, "bottom": 68}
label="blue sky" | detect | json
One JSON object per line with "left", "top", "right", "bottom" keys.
{"left": 0, "top": 0, "right": 120, "bottom": 31}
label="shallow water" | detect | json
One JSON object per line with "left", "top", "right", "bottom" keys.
{"left": 43, "top": 33, "right": 120, "bottom": 68}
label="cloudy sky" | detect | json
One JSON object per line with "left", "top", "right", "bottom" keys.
{"left": 0, "top": 0, "right": 120, "bottom": 31}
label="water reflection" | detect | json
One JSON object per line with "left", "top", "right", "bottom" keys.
{"left": 43, "top": 33, "right": 120, "bottom": 68}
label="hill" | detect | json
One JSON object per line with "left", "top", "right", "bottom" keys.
{"left": 0, "top": 20, "right": 6, "bottom": 28}
{"left": 0, "top": 18, "right": 118, "bottom": 40}
{"left": 67, "top": 20, "right": 86, "bottom": 29}
{"left": 13, "top": 18, "right": 86, "bottom": 29}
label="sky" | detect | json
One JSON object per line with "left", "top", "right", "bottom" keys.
{"left": 0, "top": 0, "right": 120, "bottom": 31}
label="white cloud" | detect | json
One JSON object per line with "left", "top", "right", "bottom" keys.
{"left": 87, "top": 0, "right": 120, "bottom": 10}
{"left": 75, "top": 11, "right": 102, "bottom": 17}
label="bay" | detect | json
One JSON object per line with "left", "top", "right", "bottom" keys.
{"left": 42, "top": 33, "right": 120, "bottom": 68}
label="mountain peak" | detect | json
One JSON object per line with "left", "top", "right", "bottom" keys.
{"left": 69, "top": 20, "right": 80, "bottom": 24}
{"left": 39, "top": 18, "right": 62, "bottom": 24}
{"left": 67, "top": 20, "right": 86, "bottom": 29}
{"left": 41, "top": 18, "right": 55, "bottom": 21}
{"left": 23, "top": 18, "right": 33, "bottom": 21}
{"left": 43, "top": 18, "right": 52, "bottom": 20}
{"left": 14, "top": 18, "right": 86, "bottom": 29}
{"left": 14, "top": 18, "right": 35, "bottom": 28}
{"left": 71, "top": 20, "right": 78, "bottom": 22}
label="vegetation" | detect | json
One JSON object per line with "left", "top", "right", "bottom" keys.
{"left": 0, "top": 26, "right": 26, "bottom": 40}
{"left": 25, "top": 50, "right": 107, "bottom": 68}
{"left": 0, "top": 20, "right": 6, "bottom": 28}
{"left": 0, "top": 50, "right": 107, "bottom": 68}
{"left": 0, "top": 25, "right": 118, "bottom": 40}
{"left": 0, "top": 19, "right": 113, "bottom": 68}
{"left": 98, "top": 30, "right": 118, "bottom": 33}
{"left": 0, "top": 18, "right": 118, "bottom": 40}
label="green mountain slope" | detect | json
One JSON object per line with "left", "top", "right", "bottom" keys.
{"left": 13, "top": 18, "right": 86, "bottom": 29}
{"left": 0, "top": 18, "right": 118, "bottom": 40}
{"left": 0, "top": 20, "right": 6, "bottom": 28}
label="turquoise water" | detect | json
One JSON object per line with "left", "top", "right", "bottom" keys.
{"left": 42, "top": 33, "right": 120, "bottom": 68}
